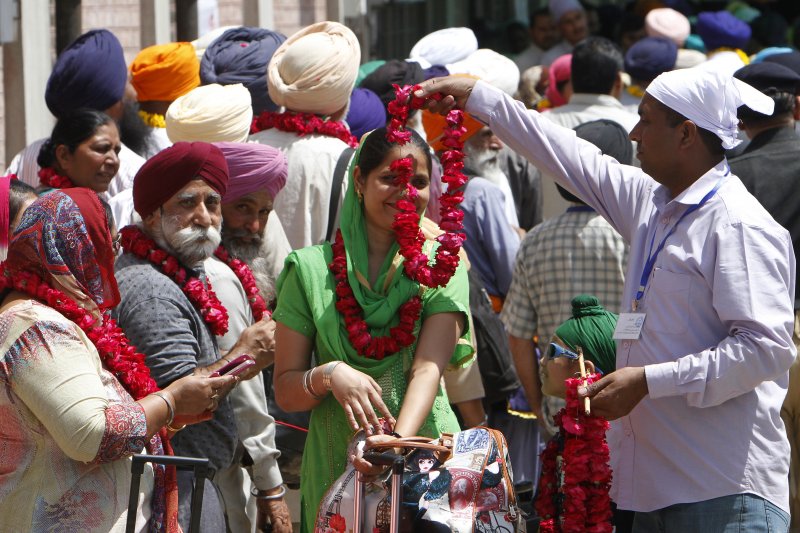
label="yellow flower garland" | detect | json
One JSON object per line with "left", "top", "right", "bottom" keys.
{"left": 138, "top": 110, "right": 166, "bottom": 128}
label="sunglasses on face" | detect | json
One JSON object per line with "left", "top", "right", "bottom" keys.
{"left": 547, "top": 342, "right": 580, "bottom": 360}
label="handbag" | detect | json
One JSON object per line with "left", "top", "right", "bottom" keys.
{"left": 315, "top": 427, "right": 525, "bottom": 533}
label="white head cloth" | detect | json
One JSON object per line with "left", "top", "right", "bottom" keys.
{"left": 408, "top": 27, "right": 478, "bottom": 69}
{"left": 447, "top": 49, "right": 521, "bottom": 96}
{"left": 646, "top": 67, "right": 774, "bottom": 149}
{"left": 166, "top": 83, "right": 253, "bottom": 143}
{"left": 268, "top": 21, "right": 360, "bottom": 116}
{"left": 674, "top": 49, "right": 707, "bottom": 69}
{"left": 191, "top": 25, "right": 238, "bottom": 60}
{"left": 549, "top": 0, "right": 583, "bottom": 22}
{"left": 645, "top": 8, "right": 691, "bottom": 46}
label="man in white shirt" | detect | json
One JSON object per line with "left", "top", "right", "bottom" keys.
{"left": 540, "top": 0, "right": 589, "bottom": 66}
{"left": 514, "top": 8, "right": 560, "bottom": 72}
{"left": 417, "top": 65, "right": 794, "bottom": 531}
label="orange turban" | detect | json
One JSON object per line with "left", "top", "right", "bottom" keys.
{"left": 422, "top": 74, "right": 483, "bottom": 152}
{"left": 131, "top": 42, "right": 200, "bottom": 102}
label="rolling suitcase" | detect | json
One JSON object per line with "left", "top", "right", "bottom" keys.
{"left": 126, "top": 454, "right": 210, "bottom": 533}
{"left": 354, "top": 451, "right": 405, "bottom": 533}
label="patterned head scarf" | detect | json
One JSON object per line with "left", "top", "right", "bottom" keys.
{"left": 554, "top": 295, "right": 618, "bottom": 375}
{"left": 6, "top": 189, "right": 119, "bottom": 313}
{"left": 45, "top": 29, "right": 127, "bottom": 118}
{"left": 200, "top": 26, "right": 287, "bottom": 114}
{"left": 130, "top": 42, "right": 200, "bottom": 102}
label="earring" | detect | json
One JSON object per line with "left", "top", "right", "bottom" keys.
{"left": 356, "top": 189, "right": 363, "bottom": 202}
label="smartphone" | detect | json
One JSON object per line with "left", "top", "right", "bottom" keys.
{"left": 210, "top": 354, "right": 256, "bottom": 378}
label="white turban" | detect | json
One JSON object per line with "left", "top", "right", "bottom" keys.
{"left": 549, "top": 0, "right": 583, "bottom": 22}
{"left": 646, "top": 67, "right": 774, "bottom": 149}
{"left": 165, "top": 83, "right": 253, "bottom": 143}
{"left": 674, "top": 49, "right": 707, "bottom": 69}
{"left": 447, "top": 49, "right": 521, "bottom": 96}
{"left": 268, "top": 21, "right": 360, "bottom": 116}
{"left": 408, "top": 28, "right": 478, "bottom": 69}
{"left": 645, "top": 8, "right": 690, "bottom": 47}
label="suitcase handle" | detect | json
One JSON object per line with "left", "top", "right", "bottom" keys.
{"left": 362, "top": 450, "right": 405, "bottom": 474}
{"left": 369, "top": 438, "right": 451, "bottom": 454}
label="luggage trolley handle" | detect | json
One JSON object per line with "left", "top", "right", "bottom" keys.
{"left": 361, "top": 451, "right": 405, "bottom": 533}
{"left": 126, "top": 454, "right": 211, "bottom": 533}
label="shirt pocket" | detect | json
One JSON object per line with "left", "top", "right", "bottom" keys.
{"left": 645, "top": 267, "right": 691, "bottom": 334}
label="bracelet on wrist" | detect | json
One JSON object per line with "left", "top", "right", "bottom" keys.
{"left": 166, "top": 422, "right": 186, "bottom": 432}
{"left": 302, "top": 368, "right": 325, "bottom": 400}
{"left": 322, "top": 361, "right": 344, "bottom": 391}
{"left": 152, "top": 391, "right": 175, "bottom": 427}
{"left": 250, "top": 484, "right": 287, "bottom": 500}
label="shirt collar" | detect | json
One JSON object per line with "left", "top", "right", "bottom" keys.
{"left": 652, "top": 159, "right": 729, "bottom": 210}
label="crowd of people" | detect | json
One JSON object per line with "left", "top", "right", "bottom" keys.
{"left": 1, "top": 0, "right": 799, "bottom": 531}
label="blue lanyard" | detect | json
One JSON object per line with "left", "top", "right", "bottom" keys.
{"left": 634, "top": 173, "right": 727, "bottom": 309}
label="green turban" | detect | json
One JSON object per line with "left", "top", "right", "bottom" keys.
{"left": 554, "top": 294, "right": 618, "bottom": 375}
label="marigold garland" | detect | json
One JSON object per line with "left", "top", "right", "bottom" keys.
{"left": 385, "top": 84, "right": 467, "bottom": 288}
{"left": 535, "top": 374, "right": 613, "bottom": 533}
{"left": 213, "top": 245, "right": 269, "bottom": 321}
{"left": 120, "top": 225, "right": 229, "bottom": 336}
{"left": 39, "top": 167, "right": 75, "bottom": 189}
{"left": 250, "top": 110, "right": 358, "bottom": 148}
{"left": 329, "top": 230, "right": 422, "bottom": 360}
{"left": 139, "top": 110, "right": 167, "bottom": 129}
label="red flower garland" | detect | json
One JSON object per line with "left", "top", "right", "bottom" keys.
{"left": 250, "top": 110, "right": 358, "bottom": 148}
{"left": 213, "top": 245, "right": 269, "bottom": 321}
{"left": 385, "top": 84, "right": 467, "bottom": 288}
{"left": 535, "top": 374, "right": 613, "bottom": 533}
{"left": 329, "top": 230, "right": 422, "bottom": 360}
{"left": 39, "top": 167, "right": 75, "bottom": 189}
{"left": 120, "top": 225, "right": 229, "bottom": 336}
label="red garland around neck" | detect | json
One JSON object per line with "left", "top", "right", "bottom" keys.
{"left": 0, "top": 265, "right": 158, "bottom": 400}
{"left": 329, "top": 230, "right": 422, "bottom": 360}
{"left": 39, "top": 167, "right": 75, "bottom": 189}
{"left": 535, "top": 374, "right": 613, "bottom": 533}
{"left": 385, "top": 84, "right": 467, "bottom": 288}
{"left": 213, "top": 246, "right": 269, "bottom": 322}
{"left": 120, "top": 225, "right": 229, "bottom": 336}
{"left": 250, "top": 110, "right": 358, "bottom": 148}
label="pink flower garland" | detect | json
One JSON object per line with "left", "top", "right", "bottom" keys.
{"left": 120, "top": 226, "right": 229, "bottom": 336}
{"left": 213, "top": 246, "right": 269, "bottom": 321}
{"left": 329, "top": 230, "right": 422, "bottom": 360}
{"left": 386, "top": 84, "right": 467, "bottom": 288}
{"left": 38, "top": 167, "right": 75, "bottom": 189}
{"left": 535, "top": 374, "right": 613, "bottom": 533}
{"left": 250, "top": 110, "right": 358, "bottom": 148}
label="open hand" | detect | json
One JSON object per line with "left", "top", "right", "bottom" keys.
{"left": 577, "top": 366, "right": 648, "bottom": 420}
{"left": 351, "top": 434, "right": 399, "bottom": 476}
{"left": 330, "top": 363, "right": 395, "bottom": 435}
{"left": 413, "top": 77, "right": 479, "bottom": 115}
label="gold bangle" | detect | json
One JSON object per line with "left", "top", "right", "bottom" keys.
{"left": 166, "top": 422, "right": 186, "bottom": 432}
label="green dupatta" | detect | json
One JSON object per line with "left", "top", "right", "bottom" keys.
{"left": 273, "top": 133, "right": 473, "bottom": 532}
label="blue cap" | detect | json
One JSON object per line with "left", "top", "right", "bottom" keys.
{"left": 697, "top": 11, "right": 751, "bottom": 51}
{"left": 625, "top": 37, "right": 678, "bottom": 82}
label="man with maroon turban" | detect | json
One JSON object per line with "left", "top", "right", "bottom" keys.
{"left": 113, "top": 142, "right": 277, "bottom": 531}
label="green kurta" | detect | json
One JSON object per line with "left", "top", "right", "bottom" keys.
{"left": 273, "top": 133, "right": 473, "bottom": 533}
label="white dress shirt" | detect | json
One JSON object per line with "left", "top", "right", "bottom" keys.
{"left": 467, "top": 80, "right": 795, "bottom": 513}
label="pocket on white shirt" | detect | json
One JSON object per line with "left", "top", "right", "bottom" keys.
{"left": 646, "top": 268, "right": 691, "bottom": 334}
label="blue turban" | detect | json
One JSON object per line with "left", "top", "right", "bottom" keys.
{"left": 200, "top": 26, "right": 287, "bottom": 115}
{"left": 625, "top": 37, "right": 677, "bottom": 82}
{"left": 696, "top": 11, "right": 752, "bottom": 51}
{"left": 423, "top": 65, "right": 450, "bottom": 80}
{"left": 45, "top": 29, "right": 127, "bottom": 118}
{"left": 345, "top": 88, "right": 387, "bottom": 140}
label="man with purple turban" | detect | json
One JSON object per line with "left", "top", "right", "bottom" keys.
{"left": 206, "top": 142, "right": 292, "bottom": 533}
{"left": 113, "top": 142, "right": 278, "bottom": 531}
{"left": 5, "top": 29, "right": 146, "bottom": 198}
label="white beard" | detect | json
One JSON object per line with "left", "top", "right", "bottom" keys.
{"left": 149, "top": 216, "right": 221, "bottom": 268}
{"left": 464, "top": 145, "right": 508, "bottom": 188}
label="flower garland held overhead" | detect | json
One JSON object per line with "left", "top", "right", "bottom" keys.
{"left": 120, "top": 225, "right": 229, "bottom": 336}
{"left": 386, "top": 84, "right": 467, "bottom": 288}
{"left": 329, "top": 230, "right": 422, "bottom": 360}
{"left": 250, "top": 110, "right": 358, "bottom": 148}
{"left": 214, "top": 246, "right": 269, "bottom": 322}
{"left": 39, "top": 167, "right": 75, "bottom": 189}
{"left": 139, "top": 110, "right": 167, "bottom": 129}
{"left": 535, "top": 374, "right": 613, "bottom": 533}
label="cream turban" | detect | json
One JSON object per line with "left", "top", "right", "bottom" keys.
{"left": 447, "top": 49, "right": 521, "bottom": 96}
{"left": 645, "top": 8, "right": 690, "bottom": 47}
{"left": 268, "top": 21, "right": 360, "bottom": 116}
{"left": 674, "top": 49, "right": 707, "bottom": 69}
{"left": 646, "top": 67, "right": 773, "bottom": 149}
{"left": 408, "top": 28, "right": 478, "bottom": 69}
{"left": 165, "top": 83, "right": 253, "bottom": 143}
{"left": 191, "top": 25, "right": 238, "bottom": 60}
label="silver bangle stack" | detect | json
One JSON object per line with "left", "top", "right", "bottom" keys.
{"left": 302, "top": 367, "right": 326, "bottom": 400}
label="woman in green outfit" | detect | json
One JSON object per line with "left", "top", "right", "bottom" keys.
{"left": 273, "top": 127, "right": 473, "bottom": 532}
